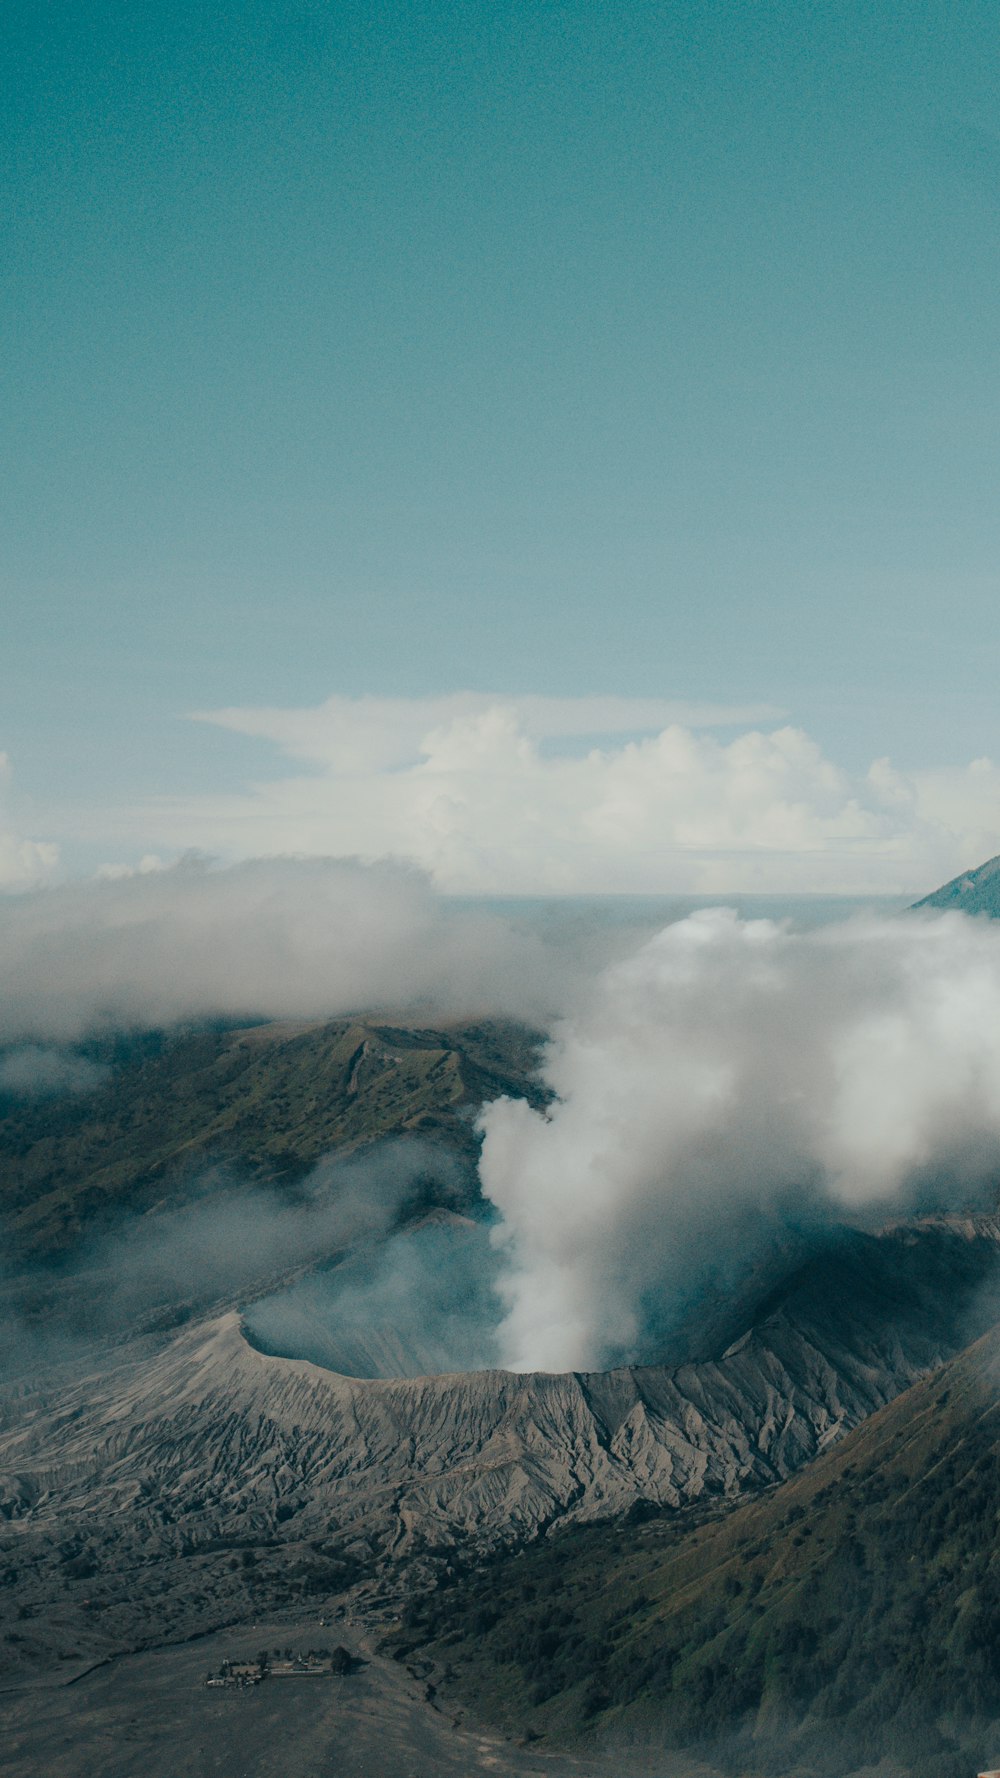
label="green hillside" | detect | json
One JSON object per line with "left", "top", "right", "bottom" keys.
{"left": 0, "top": 1017, "right": 544, "bottom": 1258}
{"left": 404, "top": 1323, "right": 1000, "bottom": 1778}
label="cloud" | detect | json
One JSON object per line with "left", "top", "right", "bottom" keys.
{"left": 478, "top": 906, "right": 1000, "bottom": 1371}
{"left": 93, "top": 1139, "right": 450, "bottom": 1314}
{"left": 0, "top": 853, "right": 572, "bottom": 1043}
{"left": 192, "top": 692, "right": 784, "bottom": 774}
{"left": 0, "top": 753, "right": 57, "bottom": 892}
{"left": 95, "top": 854, "right": 167, "bottom": 881}
{"left": 111, "top": 693, "right": 1000, "bottom": 894}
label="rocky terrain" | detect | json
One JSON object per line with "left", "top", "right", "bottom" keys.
{"left": 2, "top": 1214, "right": 999, "bottom": 1685}
{"left": 0, "top": 1607, "right": 716, "bottom": 1778}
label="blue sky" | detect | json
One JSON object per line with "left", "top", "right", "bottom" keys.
{"left": 3, "top": 1, "right": 1000, "bottom": 891}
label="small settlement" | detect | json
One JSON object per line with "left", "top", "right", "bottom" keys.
{"left": 205, "top": 1647, "right": 355, "bottom": 1689}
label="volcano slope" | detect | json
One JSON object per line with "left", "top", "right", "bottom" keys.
{"left": 0, "top": 1011, "right": 548, "bottom": 1369}
{"left": 0, "top": 1014, "right": 545, "bottom": 1263}
{"left": 2, "top": 1215, "right": 1000, "bottom": 1685}
{"left": 404, "top": 1318, "right": 1000, "bottom": 1778}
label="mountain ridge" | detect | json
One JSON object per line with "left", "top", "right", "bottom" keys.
{"left": 0, "top": 1015, "right": 545, "bottom": 1260}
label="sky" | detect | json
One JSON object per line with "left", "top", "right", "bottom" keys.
{"left": 3, "top": 0, "right": 1000, "bottom": 895}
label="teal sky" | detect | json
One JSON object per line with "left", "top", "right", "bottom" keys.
{"left": 3, "top": 1, "right": 1000, "bottom": 884}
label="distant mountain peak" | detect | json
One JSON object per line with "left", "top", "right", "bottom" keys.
{"left": 913, "top": 851, "right": 1000, "bottom": 914}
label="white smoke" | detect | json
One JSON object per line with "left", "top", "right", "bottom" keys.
{"left": 0, "top": 1139, "right": 461, "bottom": 1382}
{"left": 478, "top": 907, "right": 1000, "bottom": 1372}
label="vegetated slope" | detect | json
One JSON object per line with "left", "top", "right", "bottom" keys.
{"left": 3, "top": 1218, "right": 1000, "bottom": 1680}
{"left": 913, "top": 850, "right": 1000, "bottom": 915}
{"left": 0, "top": 1017, "right": 544, "bottom": 1258}
{"left": 406, "top": 1319, "right": 1000, "bottom": 1778}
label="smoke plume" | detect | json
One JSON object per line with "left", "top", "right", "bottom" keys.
{"left": 244, "top": 1214, "right": 501, "bottom": 1378}
{"left": 479, "top": 907, "right": 1000, "bottom": 1371}
{"left": 0, "top": 1139, "right": 460, "bottom": 1381}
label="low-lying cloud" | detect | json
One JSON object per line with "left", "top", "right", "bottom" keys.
{"left": 244, "top": 1214, "right": 502, "bottom": 1378}
{"left": 0, "top": 853, "right": 570, "bottom": 1043}
{"left": 479, "top": 907, "right": 1000, "bottom": 1371}
{"left": 9, "top": 853, "right": 1000, "bottom": 1386}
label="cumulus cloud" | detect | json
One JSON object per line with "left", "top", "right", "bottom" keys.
{"left": 0, "top": 753, "right": 57, "bottom": 892}
{"left": 0, "top": 853, "right": 571, "bottom": 1043}
{"left": 120, "top": 693, "right": 1000, "bottom": 894}
{"left": 478, "top": 907, "right": 1000, "bottom": 1372}
{"left": 193, "top": 692, "right": 784, "bottom": 774}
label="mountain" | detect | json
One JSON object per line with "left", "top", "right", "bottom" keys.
{"left": 404, "top": 1318, "right": 1000, "bottom": 1778}
{"left": 3, "top": 1215, "right": 999, "bottom": 1689}
{"left": 0, "top": 1015, "right": 545, "bottom": 1260}
{"left": 913, "top": 851, "right": 1000, "bottom": 915}
{"left": 6, "top": 914, "right": 1000, "bottom": 1774}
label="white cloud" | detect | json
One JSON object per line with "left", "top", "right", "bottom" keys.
{"left": 95, "top": 854, "right": 167, "bottom": 881}
{"left": 0, "top": 753, "right": 58, "bottom": 892}
{"left": 0, "top": 854, "right": 570, "bottom": 1043}
{"left": 192, "top": 692, "right": 784, "bottom": 773}
{"left": 122, "top": 693, "right": 1000, "bottom": 894}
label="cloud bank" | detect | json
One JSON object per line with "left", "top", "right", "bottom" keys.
{"left": 479, "top": 907, "right": 1000, "bottom": 1371}
{"left": 0, "top": 854, "right": 570, "bottom": 1043}
{"left": 116, "top": 692, "right": 1000, "bottom": 895}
